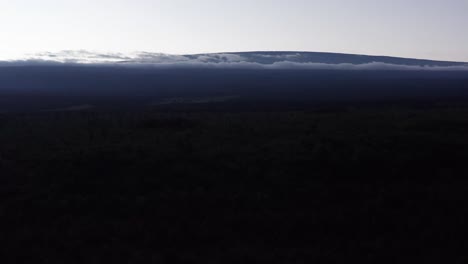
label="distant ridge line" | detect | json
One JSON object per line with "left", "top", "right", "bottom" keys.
{"left": 189, "top": 51, "right": 468, "bottom": 65}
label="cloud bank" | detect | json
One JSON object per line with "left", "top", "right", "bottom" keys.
{"left": 1, "top": 51, "right": 468, "bottom": 71}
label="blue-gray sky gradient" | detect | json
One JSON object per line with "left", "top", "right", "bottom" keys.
{"left": 1, "top": 0, "right": 467, "bottom": 61}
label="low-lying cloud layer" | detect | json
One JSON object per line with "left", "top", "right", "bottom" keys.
{"left": 1, "top": 51, "right": 468, "bottom": 71}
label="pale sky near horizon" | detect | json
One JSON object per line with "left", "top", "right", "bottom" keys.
{"left": 1, "top": 0, "right": 467, "bottom": 61}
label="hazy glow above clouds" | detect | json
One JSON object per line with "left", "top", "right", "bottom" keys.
{"left": 0, "top": 0, "right": 467, "bottom": 61}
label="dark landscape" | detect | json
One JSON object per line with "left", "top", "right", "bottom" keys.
{"left": 4, "top": 0, "right": 468, "bottom": 261}
{"left": 1, "top": 52, "right": 468, "bottom": 262}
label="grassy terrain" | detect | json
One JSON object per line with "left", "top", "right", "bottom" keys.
{"left": 1, "top": 106, "right": 468, "bottom": 263}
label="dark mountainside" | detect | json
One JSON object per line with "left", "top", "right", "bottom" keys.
{"left": 1, "top": 52, "right": 468, "bottom": 263}
{"left": 1, "top": 68, "right": 468, "bottom": 112}
{"left": 1, "top": 51, "right": 467, "bottom": 112}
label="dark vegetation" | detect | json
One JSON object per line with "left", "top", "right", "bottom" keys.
{"left": 1, "top": 103, "right": 468, "bottom": 263}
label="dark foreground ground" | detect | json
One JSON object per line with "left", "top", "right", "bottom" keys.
{"left": 1, "top": 104, "right": 468, "bottom": 263}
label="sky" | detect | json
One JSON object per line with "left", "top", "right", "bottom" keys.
{"left": 1, "top": 0, "right": 467, "bottom": 61}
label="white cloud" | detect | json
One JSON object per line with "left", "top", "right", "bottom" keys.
{"left": 1, "top": 51, "right": 468, "bottom": 71}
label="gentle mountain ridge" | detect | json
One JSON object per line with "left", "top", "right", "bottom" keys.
{"left": 187, "top": 51, "right": 468, "bottom": 67}
{"left": 2, "top": 51, "right": 467, "bottom": 68}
